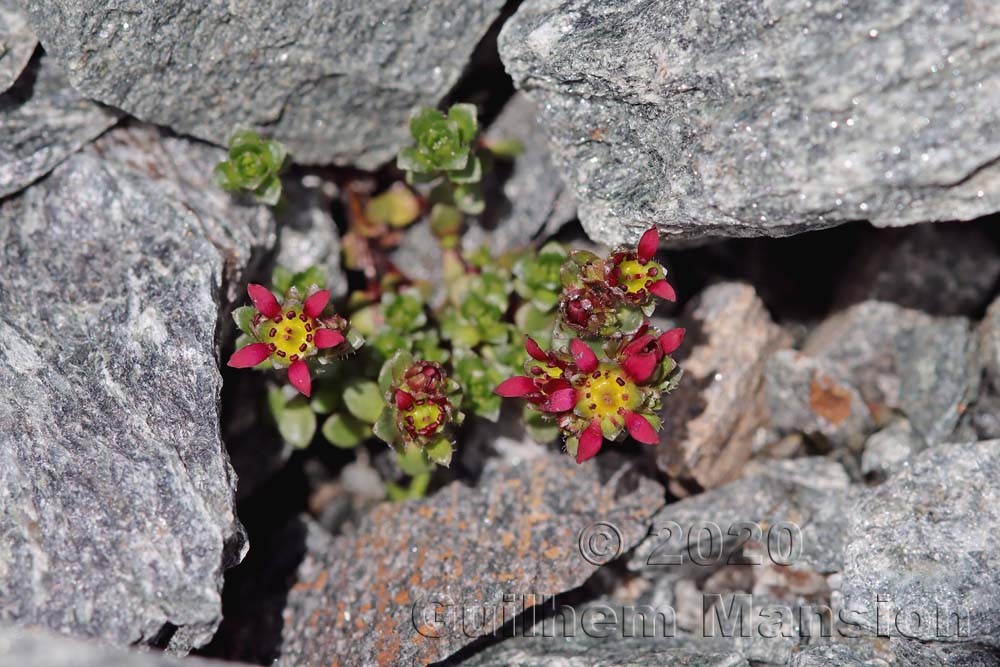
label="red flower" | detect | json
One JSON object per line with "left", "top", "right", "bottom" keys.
{"left": 227, "top": 284, "right": 347, "bottom": 397}
{"left": 496, "top": 326, "right": 684, "bottom": 464}
{"left": 558, "top": 285, "right": 614, "bottom": 335}
{"left": 495, "top": 337, "right": 576, "bottom": 414}
{"left": 606, "top": 227, "right": 676, "bottom": 305}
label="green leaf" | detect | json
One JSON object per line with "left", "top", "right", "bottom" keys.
{"left": 396, "top": 445, "right": 433, "bottom": 476}
{"left": 454, "top": 183, "right": 485, "bottom": 215}
{"left": 372, "top": 407, "right": 400, "bottom": 446}
{"left": 229, "top": 130, "right": 263, "bottom": 151}
{"left": 410, "top": 107, "right": 446, "bottom": 140}
{"left": 485, "top": 138, "right": 524, "bottom": 159}
{"left": 425, "top": 437, "right": 454, "bottom": 467}
{"left": 448, "top": 103, "right": 478, "bottom": 143}
{"left": 365, "top": 186, "right": 421, "bottom": 228}
{"left": 255, "top": 175, "right": 282, "bottom": 206}
{"left": 429, "top": 203, "right": 463, "bottom": 239}
{"left": 343, "top": 380, "right": 385, "bottom": 424}
{"left": 618, "top": 307, "right": 645, "bottom": 335}
{"left": 448, "top": 155, "right": 482, "bottom": 184}
{"left": 232, "top": 306, "right": 256, "bottom": 336}
{"left": 322, "top": 413, "right": 372, "bottom": 448}
{"left": 309, "top": 384, "right": 341, "bottom": 414}
{"left": 290, "top": 266, "right": 326, "bottom": 293}
{"left": 213, "top": 161, "right": 240, "bottom": 191}
{"left": 274, "top": 396, "right": 317, "bottom": 448}
{"left": 272, "top": 266, "right": 293, "bottom": 294}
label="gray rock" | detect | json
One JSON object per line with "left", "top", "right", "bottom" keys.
{"left": 836, "top": 224, "right": 1000, "bottom": 317}
{"left": 0, "top": 126, "right": 274, "bottom": 652}
{"left": 274, "top": 173, "right": 346, "bottom": 298}
{"left": 628, "top": 458, "right": 856, "bottom": 577}
{"left": 658, "top": 283, "right": 791, "bottom": 488}
{"left": 631, "top": 458, "right": 854, "bottom": 577}
{"left": 804, "top": 301, "right": 980, "bottom": 445}
{"left": 791, "top": 640, "right": 1000, "bottom": 667}
{"left": 0, "top": 626, "right": 252, "bottom": 667}
{"left": 860, "top": 418, "right": 926, "bottom": 478}
{"left": 276, "top": 451, "right": 663, "bottom": 666}
{"left": 25, "top": 0, "right": 506, "bottom": 168}
{"left": 981, "top": 295, "right": 1000, "bottom": 391}
{"left": 458, "top": 638, "right": 749, "bottom": 667}
{"left": 842, "top": 440, "right": 1000, "bottom": 645}
{"left": 463, "top": 93, "right": 576, "bottom": 253}
{"left": 0, "top": 53, "right": 119, "bottom": 198}
{"left": 499, "top": 0, "right": 1000, "bottom": 245}
{"left": 765, "top": 350, "right": 874, "bottom": 452}
{"left": 0, "top": 0, "right": 36, "bottom": 94}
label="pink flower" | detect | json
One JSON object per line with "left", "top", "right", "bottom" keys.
{"left": 227, "top": 284, "right": 347, "bottom": 397}
{"left": 606, "top": 227, "right": 676, "bottom": 305}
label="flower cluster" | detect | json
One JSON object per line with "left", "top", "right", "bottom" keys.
{"left": 227, "top": 283, "right": 353, "bottom": 397}
{"left": 496, "top": 227, "right": 684, "bottom": 463}
{"left": 557, "top": 228, "right": 676, "bottom": 339}
{"left": 374, "top": 351, "right": 464, "bottom": 468}
{"left": 497, "top": 325, "right": 684, "bottom": 463}
{"left": 213, "top": 130, "right": 288, "bottom": 205}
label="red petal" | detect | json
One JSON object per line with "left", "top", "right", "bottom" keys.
{"left": 623, "top": 352, "right": 657, "bottom": 383}
{"left": 637, "top": 227, "right": 659, "bottom": 263}
{"left": 623, "top": 334, "right": 655, "bottom": 358}
{"left": 576, "top": 420, "right": 604, "bottom": 463}
{"left": 495, "top": 376, "right": 537, "bottom": 398}
{"left": 648, "top": 280, "right": 676, "bottom": 302}
{"left": 525, "top": 337, "right": 547, "bottom": 361}
{"left": 625, "top": 411, "right": 659, "bottom": 445}
{"left": 247, "top": 283, "right": 281, "bottom": 319}
{"left": 314, "top": 328, "right": 345, "bottom": 349}
{"left": 659, "top": 328, "right": 685, "bottom": 355}
{"left": 570, "top": 339, "right": 599, "bottom": 374}
{"left": 227, "top": 343, "right": 271, "bottom": 368}
{"left": 303, "top": 290, "right": 331, "bottom": 319}
{"left": 288, "top": 360, "right": 312, "bottom": 397}
{"left": 395, "top": 389, "right": 414, "bottom": 410}
{"left": 543, "top": 387, "right": 576, "bottom": 413}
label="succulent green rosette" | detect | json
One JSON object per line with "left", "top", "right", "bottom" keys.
{"left": 213, "top": 130, "right": 288, "bottom": 205}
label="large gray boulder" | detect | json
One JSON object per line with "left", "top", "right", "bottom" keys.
{"left": 275, "top": 451, "right": 663, "bottom": 666}
{"left": 842, "top": 440, "right": 1000, "bottom": 646}
{"left": 0, "top": 0, "right": 36, "bottom": 94}
{"left": 500, "top": 0, "right": 1000, "bottom": 245}
{"left": 0, "top": 626, "right": 253, "bottom": 667}
{"left": 0, "top": 53, "right": 119, "bottom": 198}
{"left": 0, "top": 126, "right": 273, "bottom": 652}
{"left": 24, "top": 0, "right": 506, "bottom": 168}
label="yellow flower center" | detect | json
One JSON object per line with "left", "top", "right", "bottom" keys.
{"left": 263, "top": 308, "right": 318, "bottom": 366}
{"left": 403, "top": 403, "right": 444, "bottom": 433}
{"left": 577, "top": 365, "right": 640, "bottom": 421}
{"left": 617, "top": 258, "right": 663, "bottom": 295}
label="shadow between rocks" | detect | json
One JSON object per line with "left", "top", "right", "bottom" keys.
{"left": 196, "top": 459, "right": 312, "bottom": 664}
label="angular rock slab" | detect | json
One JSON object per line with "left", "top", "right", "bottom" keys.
{"left": 0, "top": 129, "right": 273, "bottom": 652}
{"left": 765, "top": 350, "right": 874, "bottom": 452}
{"left": 657, "top": 283, "right": 791, "bottom": 488}
{"left": 842, "top": 440, "right": 1000, "bottom": 646}
{"left": 276, "top": 453, "right": 663, "bottom": 666}
{"left": 460, "top": 639, "right": 749, "bottom": 667}
{"left": 630, "top": 458, "right": 854, "bottom": 576}
{"left": 0, "top": 53, "right": 119, "bottom": 198}
{"left": 25, "top": 0, "right": 506, "bottom": 168}
{"left": 804, "top": 301, "right": 980, "bottom": 445}
{"left": 0, "top": 0, "right": 36, "bottom": 94}
{"left": 500, "top": 0, "right": 1000, "bottom": 245}
{"left": 0, "top": 626, "right": 254, "bottom": 667}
